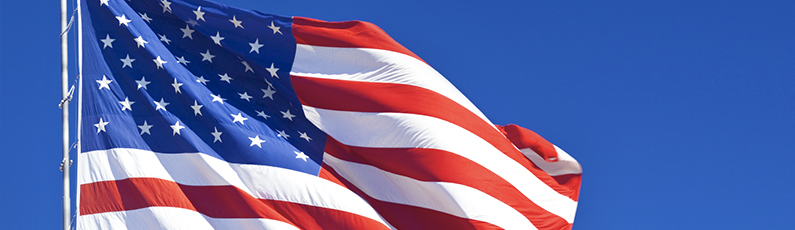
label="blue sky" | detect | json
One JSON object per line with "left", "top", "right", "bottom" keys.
{"left": 1, "top": 0, "right": 794, "bottom": 229}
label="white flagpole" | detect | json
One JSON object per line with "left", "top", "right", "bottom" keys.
{"left": 76, "top": 0, "right": 83, "bottom": 227}
{"left": 60, "top": 0, "right": 70, "bottom": 228}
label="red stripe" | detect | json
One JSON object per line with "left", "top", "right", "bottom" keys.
{"left": 497, "top": 124, "right": 559, "bottom": 162}
{"left": 291, "top": 75, "right": 578, "bottom": 200}
{"left": 324, "top": 137, "right": 572, "bottom": 230}
{"left": 264, "top": 199, "right": 389, "bottom": 230}
{"left": 552, "top": 174, "right": 582, "bottom": 201}
{"left": 498, "top": 124, "right": 582, "bottom": 200}
{"left": 318, "top": 165, "right": 348, "bottom": 187}
{"left": 292, "top": 17, "right": 423, "bottom": 62}
{"left": 320, "top": 163, "right": 506, "bottom": 230}
{"left": 80, "top": 178, "right": 389, "bottom": 230}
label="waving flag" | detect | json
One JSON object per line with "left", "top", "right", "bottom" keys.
{"left": 78, "top": 0, "right": 582, "bottom": 229}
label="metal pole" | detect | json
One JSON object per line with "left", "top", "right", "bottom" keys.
{"left": 60, "top": 0, "right": 71, "bottom": 228}
{"left": 76, "top": 0, "right": 84, "bottom": 226}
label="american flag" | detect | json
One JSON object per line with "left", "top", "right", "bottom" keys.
{"left": 78, "top": 0, "right": 583, "bottom": 229}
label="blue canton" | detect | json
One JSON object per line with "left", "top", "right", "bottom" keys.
{"left": 81, "top": 0, "right": 326, "bottom": 175}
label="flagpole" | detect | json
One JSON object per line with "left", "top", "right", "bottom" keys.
{"left": 76, "top": 0, "right": 83, "bottom": 227}
{"left": 60, "top": 0, "right": 71, "bottom": 228}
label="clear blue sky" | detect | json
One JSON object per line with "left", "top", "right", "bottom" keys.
{"left": 2, "top": 0, "right": 794, "bottom": 229}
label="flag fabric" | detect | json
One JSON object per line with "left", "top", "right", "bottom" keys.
{"left": 77, "top": 0, "right": 583, "bottom": 229}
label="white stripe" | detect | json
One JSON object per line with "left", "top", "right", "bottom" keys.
{"left": 520, "top": 145, "right": 583, "bottom": 176}
{"left": 291, "top": 44, "right": 491, "bottom": 125}
{"left": 303, "top": 106, "right": 578, "bottom": 223}
{"left": 324, "top": 154, "right": 538, "bottom": 230}
{"left": 78, "top": 207, "right": 300, "bottom": 230}
{"left": 78, "top": 148, "right": 389, "bottom": 228}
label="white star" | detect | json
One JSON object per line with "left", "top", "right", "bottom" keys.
{"left": 211, "top": 127, "right": 223, "bottom": 143}
{"left": 295, "top": 151, "right": 309, "bottom": 162}
{"left": 249, "top": 135, "right": 266, "bottom": 148}
{"left": 281, "top": 110, "right": 296, "bottom": 121}
{"left": 229, "top": 16, "right": 244, "bottom": 29}
{"left": 255, "top": 110, "right": 270, "bottom": 119}
{"left": 96, "top": 75, "right": 113, "bottom": 90}
{"left": 116, "top": 14, "right": 131, "bottom": 26}
{"left": 119, "top": 97, "right": 135, "bottom": 111}
{"left": 193, "top": 6, "right": 206, "bottom": 21}
{"left": 268, "top": 21, "right": 283, "bottom": 35}
{"left": 210, "top": 31, "right": 224, "bottom": 46}
{"left": 158, "top": 34, "right": 171, "bottom": 45}
{"left": 160, "top": 0, "right": 172, "bottom": 13}
{"left": 231, "top": 113, "right": 248, "bottom": 125}
{"left": 277, "top": 130, "right": 290, "bottom": 139}
{"left": 261, "top": 87, "right": 276, "bottom": 100}
{"left": 190, "top": 100, "right": 203, "bottom": 116}
{"left": 249, "top": 39, "right": 264, "bottom": 54}
{"left": 238, "top": 92, "right": 253, "bottom": 101}
{"left": 181, "top": 25, "right": 195, "bottom": 39}
{"left": 120, "top": 54, "right": 135, "bottom": 68}
{"left": 154, "top": 98, "right": 169, "bottom": 111}
{"left": 170, "top": 121, "right": 185, "bottom": 135}
{"left": 94, "top": 118, "right": 109, "bottom": 133}
{"left": 211, "top": 94, "right": 226, "bottom": 104}
{"left": 299, "top": 131, "right": 312, "bottom": 142}
{"left": 136, "top": 76, "right": 150, "bottom": 90}
{"left": 139, "top": 12, "right": 153, "bottom": 23}
{"left": 266, "top": 63, "right": 279, "bottom": 78}
{"left": 171, "top": 78, "right": 183, "bottom": 94}
{"left": 100, "top": 0, "right": 109, "bottom": 6}
{"left": 138, "top": 120, "right": 153, "bottom": 135}
{"left": 218, "top": 73, "right": 232, "bottom": 83}
{"left": 196, "top": 76, "right": 209, "bottom": 85}
{"left": 242, "top": 60, "right": 253, "bottom": 73}
{"left": 100, "top": 34, "right": 115, "bottom": 49}
{"left": 153, "top": 56, "right": 167, "bottom": 69}
{"left": 133, "top": 36, "right": 148, "bottom": 48}
{"left": 200, "top": 50, "right": 215, "bottom": 63}
{"left": 176, "top": 56, "right": 190, "bottom": 66}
